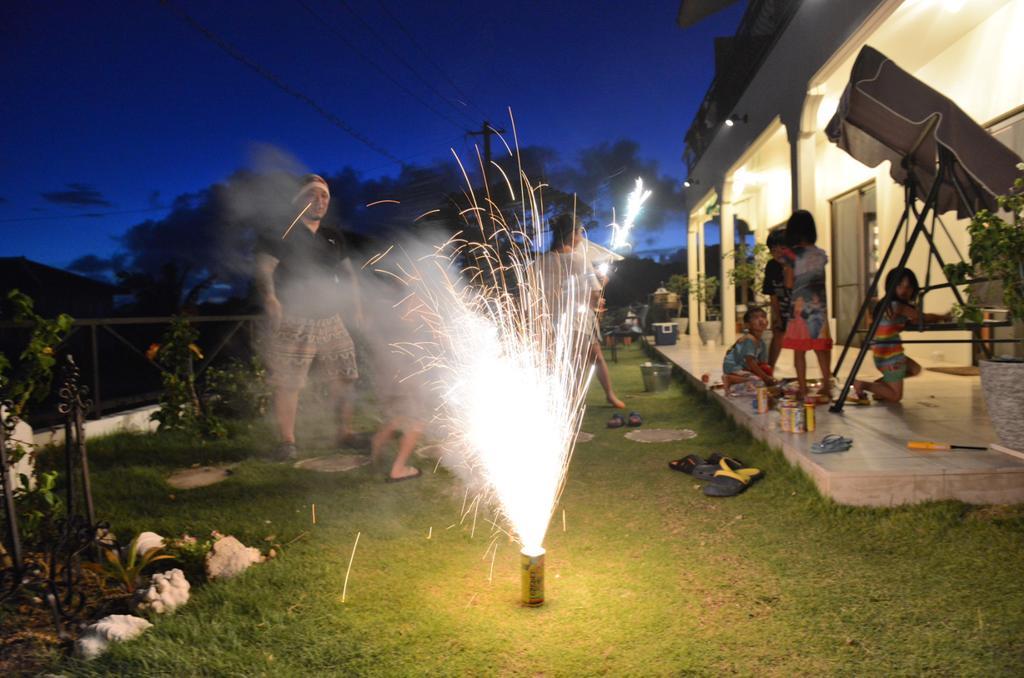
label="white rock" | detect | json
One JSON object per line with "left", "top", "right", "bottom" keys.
{"left": 133, "top": 531, "right": 165, "bottom": 556}
{"left": 135, "top": 568, "right": 190, "bottom": 615}
{"left": 75, "top": 614, "right": 152, "bottom": 660}
{"left": 204, "top": 535, "right": 264, "bottom": 580}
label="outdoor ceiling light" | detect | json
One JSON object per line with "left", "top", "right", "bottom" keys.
{"left": 683, "top": 178, "right": 699, "bottom": 188}
{"left": 725, "top": 113, "right": 749, "bottom": 127}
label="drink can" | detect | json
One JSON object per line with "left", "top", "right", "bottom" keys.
{"left": 756, "top": 386, "right": 769, "bottom": 414}
{"left": 794, "top": 401, "right": 805, "bottom": 433}
{"left": 804, "top": 399, "right": 816, "bottom": 432}
{"left": 780, "top": 398, "right": 794, "bottom": 432}
{"left": 521, "top": 548, "right": 545, "bottom": 606}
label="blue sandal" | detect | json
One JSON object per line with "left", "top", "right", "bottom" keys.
{"left": 811, "top": 434, "right": 853, "bottom": 454}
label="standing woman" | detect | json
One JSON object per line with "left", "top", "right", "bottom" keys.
{"left": 534, "top": 214, "right": 625, "bottom": 409}
{"left": 781, "top": 210, "right": 833, "bottom": 403}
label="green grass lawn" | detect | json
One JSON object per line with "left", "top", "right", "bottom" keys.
{"left": 51, "top": 345, "right": 1024, "bottom": 676}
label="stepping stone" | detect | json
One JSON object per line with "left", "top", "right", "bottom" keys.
{"left": 624, "top": 428, "right": 697, "bottom": 443}
{"left": 294, "top": 454, "right": 370, "bottom": 473}
{"left": 575, "top": 432, "right": 594, "bottom": 443}
{"left": 167, "top": 465, "right": 234, "bottom": 490}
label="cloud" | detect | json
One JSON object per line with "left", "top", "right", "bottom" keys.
{"left": 67, "top": 252, "right": 128, "bottom": 275}
{"left": 41, "top": 182, "right": 113, "bottom": 207}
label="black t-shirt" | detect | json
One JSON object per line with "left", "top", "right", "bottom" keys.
{"left": 256, "top": 224, "right": 352, "bottom": 318}
{"left": 762, "top": 259, "right": 791, "bottom": 320}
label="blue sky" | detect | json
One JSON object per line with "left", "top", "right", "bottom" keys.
{"left": 0, "top": 1, "right": 744, "bottom": 268}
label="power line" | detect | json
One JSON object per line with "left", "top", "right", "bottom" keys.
{"left": 334, "top": 0, "right": 479, "bottom": 127}
{"left": 159, "top": 0, "right": 402, "bottom": 164}
{"left": 375, "top": 0, "right": 491, "bottom": 121}
{"left": 294, "top": 0, "right": 470, "bottom": 132}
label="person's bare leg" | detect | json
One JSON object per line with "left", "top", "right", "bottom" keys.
{"left": 793, "top": 350, "right": 807, "bottom": 399}
{"left": 329, "top": 380, "right": 356, "bottom": 442}
{"left": 590, "top": 341, "right": 625, "bottom": 408}
{"left": 860, "top": 378, "right": 903, "bottom": 402}
{"left": 769, "top": 329, "right": 784, "bottom": 369}
{"left": 273, "top": 388, "right": 300, "bottom": 444}
{"left": 906, "top": 357, "right": 922, "bottom": 378}
{"left": 371, "top": 418, "right": 399, "bottom": 464}
{"left": 814, "top": 349, "right": 833, "bottom": 403}
{"left": 390, "top": 419, "right": 425, "bottom": 480}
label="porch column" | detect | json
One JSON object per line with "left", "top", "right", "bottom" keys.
{"left": 687, "top": 224, "right": 699, "bottom": 331}
{"left": 697, "top": 219, "right": 707, "bottom": 323}
{"left": 720, "top": 184, "right": 736, "bottom": 347}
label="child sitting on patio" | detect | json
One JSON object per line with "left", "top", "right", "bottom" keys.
{"left": 853, "top": 268, "right": 952, "bottom": 403}
{"left": 722, "top": 307, "right": 775, "bottom": 391}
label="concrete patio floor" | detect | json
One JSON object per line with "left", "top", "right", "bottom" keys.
{"left": 643, "top": 333, "right": 1024, "bottom": 506}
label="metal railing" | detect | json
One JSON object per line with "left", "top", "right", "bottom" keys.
{"left": 0, "top": 314, "right": 260, "bottom": 422}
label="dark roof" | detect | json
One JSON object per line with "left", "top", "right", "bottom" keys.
{"left": 680, "top": 0, "right": 802, "bottom": 174}
{"left": 0, "top": 257, "right": 119, "bottom": 294}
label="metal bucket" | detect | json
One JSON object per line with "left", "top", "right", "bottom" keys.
{"left": 640, "top": 362, "right": 673, "bottom": 392}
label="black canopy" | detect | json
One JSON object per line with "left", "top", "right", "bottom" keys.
{"left": 826, "top": 46, "right": 1021, "bottom": 217}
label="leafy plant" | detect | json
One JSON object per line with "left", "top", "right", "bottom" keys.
{"left": 163, "top": 533, "right": 214, "bottom": 583}
{"left": 203, "top": 357, "right": 270, "bottom": 421}
{"left": 148, "top": 316, "right": 224, "bottom": 438}
{"left": 0, "top": 289, "right": 74, "bottom": 419}
{"left": 726, "top": 242, "right": 770, "bottom": 308}
{"left": 665, "top": 274, "right": 690, "bottom": 300}
{"left": 692, "top": 274, "right": 720, "bottom": 320}
{"left": 12, "top": 470, "right": 64, "bottom": 546}
{"left": 102, "top": 534, "right": 176, "bottom": 594}
{"left": 943, "top": 167, "right": 1024, "bottom": 329}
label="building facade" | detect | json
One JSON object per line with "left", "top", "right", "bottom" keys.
{"left": 681, "top": 0, "right": 1024, "bottom": 364}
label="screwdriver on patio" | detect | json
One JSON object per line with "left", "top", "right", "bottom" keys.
{"left": 907, "top": 441, "right": 987, "bottom": 451}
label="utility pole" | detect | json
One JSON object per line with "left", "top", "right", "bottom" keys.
{"left": 468, "top": 120, "right": 506, "bottom": 170}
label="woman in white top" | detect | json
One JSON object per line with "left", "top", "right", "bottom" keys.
{"left": 533, "top": 215, "right": 625, "bottom": 409}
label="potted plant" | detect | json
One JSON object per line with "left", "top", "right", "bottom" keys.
{"left": 665, "top": 274, "right": 690, "bottom": 334}
{"left": 727, "top": 242, "right": 771, "bottom": 339}
{"left": 693, "top": 274, "right": 721, "bottom": 345}
{"left": 944, "top": 166, "right": 1024, "bottom": 451}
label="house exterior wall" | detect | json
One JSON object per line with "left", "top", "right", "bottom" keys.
{"left": 683, "top": 0, "right": 1024, "bottom": 366}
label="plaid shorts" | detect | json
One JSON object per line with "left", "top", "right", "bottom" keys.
{"left": 265, "top": 314, "right": 358, "bottom": 389}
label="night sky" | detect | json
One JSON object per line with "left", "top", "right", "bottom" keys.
{"left": 0, "top": 1, "right": 743, "bottom": 270}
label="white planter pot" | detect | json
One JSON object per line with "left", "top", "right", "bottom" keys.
{"left": 979, "top": 359, "right": 1024, "bottom": 452}
{"left": 675, "top": 317, "right": 689, "bottom": 335}
{"left": 2, "top": 407, "right": 36, "bottom": 491}
{"left": 697, "top": 320, "right": 722, "bottom": 346}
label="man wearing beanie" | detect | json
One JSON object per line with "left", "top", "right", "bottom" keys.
{"left": 254, "top": 173, "right": 364, "bottom": 460}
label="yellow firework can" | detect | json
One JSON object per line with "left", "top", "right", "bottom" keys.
{"left": 520, "top": 548, "right": 545, "bottom": 606}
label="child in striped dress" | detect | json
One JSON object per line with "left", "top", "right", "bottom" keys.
{"left": 854, "top": 268, "right": 951, "bottom": 403}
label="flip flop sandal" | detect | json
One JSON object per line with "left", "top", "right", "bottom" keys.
{"left": 811, "top": 434, "right": 853, "bottom": 454}
{"left": 724, "top": 459, "right": 765, "bottom": 483}
{"left": 705, "top": 452, "right": 746, "bottom": 468}
{"left": 703, "top": 466, "right": 751, "bottom": 497}
{"left": 607, "top": 413, "right": 626, "bottom": 429}
{"left": 627, "top": 412, "right": 643, "bottom": 427}
{"left": 691, "top": 463, "right": 718, "bottom": 481}
{"left": 668, "top": 454, "right": 704, "bottom": 474}
{"left": 708, "top": 454, "right": 750, "bottom": 470}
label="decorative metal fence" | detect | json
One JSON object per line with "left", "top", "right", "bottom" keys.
{"left": 0, "top": 315, "right": 260, "bottom": 423}
{"left": 1, "top": 356, "right": 109, "bottom": 640}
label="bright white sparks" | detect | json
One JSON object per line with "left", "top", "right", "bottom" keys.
{"left": 380, "top": 114, "right": 594, "bottom": 553}
{"left": 609, "top": 177, "right": 653, "bottom": 251}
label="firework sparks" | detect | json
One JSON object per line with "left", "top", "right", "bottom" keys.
{"left": 281, "top": 201, "right": 312, "bottom": 240}
{"left": 609, "top": 177, "right": 653, "bottom": 251}
{"left": 341, "top": 531, "right": 361, "bottom": 604}
{"left": 379, "top": 115, "right": 594, "bottom": 567}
